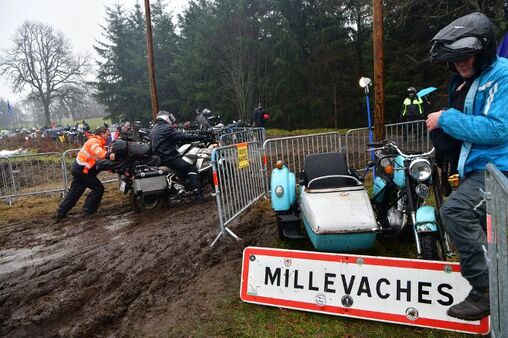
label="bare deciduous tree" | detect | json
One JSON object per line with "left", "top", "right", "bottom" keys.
{"left": 0, "top": 21, "right": 90, "bottom": 126}
{"left": 218, "top": 13, "right": 257, "bottom": 121}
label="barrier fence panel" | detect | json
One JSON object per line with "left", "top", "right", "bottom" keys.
{"left": 210, "top": 141, "right": 265, "bottom": 246}
{"left": 62, "top": 149, "right": 119, "bottom": 195}
{"left": 345, "top": 120, "right": 430, "bottom": 172}
{"left": 0, "top": 152, "right": 65, "bottom": 204}
{"left": 485, "top": 163, "right": 508, "bottom": 338}
{"left": 384, "top": 120, "right": 429, "bottom": 153}
{"left": 219, "top": 130, "right": 256, "bottom": 146}
{"left": 231, "top": 127, "right": 266, "bottom": 146}
{"left": 262, "top": 132, "right": 344, "bottom": 194}
{"left": 345, "top": 127, "right": 371, "bottom": 172}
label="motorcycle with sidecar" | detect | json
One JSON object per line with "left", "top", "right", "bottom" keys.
{"left": 270, "top": 140, "right": 452, "bottom": 260}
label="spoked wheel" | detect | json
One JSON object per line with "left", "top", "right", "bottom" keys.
{"left": 420, "top": 233, "right": 444, "bottom": 261}
{"left": 129, "top": 191, "right": 161, "bottom": 212}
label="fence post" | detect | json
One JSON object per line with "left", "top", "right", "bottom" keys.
{"left": 7, "top": 158, "right": 17, "bottom": 205}
{"left": 485, "top": 163, "right": 508, "bottom": 338}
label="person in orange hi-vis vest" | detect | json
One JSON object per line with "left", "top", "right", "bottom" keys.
{"left": 55, "top": 127, "right": 116, "bottom": 221}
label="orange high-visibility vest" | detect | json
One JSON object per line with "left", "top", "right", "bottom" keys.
{"left": 75, "top": 135, "right": 107, "bottom": 174}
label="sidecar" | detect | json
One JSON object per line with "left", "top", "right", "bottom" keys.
{"left": 271, "top": 152, "right": 378, "bottom": 253}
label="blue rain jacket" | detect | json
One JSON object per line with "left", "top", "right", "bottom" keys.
{"left": 439, "top": 56, "right": 508, "bottom": 177}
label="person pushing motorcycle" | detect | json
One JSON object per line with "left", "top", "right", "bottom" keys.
{"left": 150, "top": 110, "right": 212, "bottom": 202}
{"left": 56, "top": 126, "right": 116, "bottom": 220}
{"left": 427, "top": 12, "right": 508, "bottom": 321}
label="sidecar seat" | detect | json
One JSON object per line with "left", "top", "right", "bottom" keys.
{"left": 303, "top": 152, "right": 359, "bottom": 189}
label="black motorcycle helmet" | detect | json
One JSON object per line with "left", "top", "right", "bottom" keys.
{"left": 430, "top": 12, "right": 497, "bottom": 72}
{"left": 407, "top": 87, "right": 417, "bottom": 96}
{"left": 156, "top": 110, "right": 176, "bottom": 124}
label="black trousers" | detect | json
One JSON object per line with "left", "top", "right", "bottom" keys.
{"left": 57, "top": 166, "right": 104, "bottom": 216}
{"left": 163, "top": 157, "right": 200, "bottom": 192}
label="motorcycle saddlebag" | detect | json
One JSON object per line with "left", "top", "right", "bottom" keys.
{"left": 133, "top": 175, "right": 168, "bottom": 195}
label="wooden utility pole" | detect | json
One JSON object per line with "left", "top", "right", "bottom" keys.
{"left": 144, "top": 0, "right": 159, "bottom": 120}
{"left": 372, "top": 0, "right": 385, "bottom": 141}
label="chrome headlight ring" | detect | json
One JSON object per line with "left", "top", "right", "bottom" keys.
{"left": 409, "top": 159, "right": 432, "bottom": 182}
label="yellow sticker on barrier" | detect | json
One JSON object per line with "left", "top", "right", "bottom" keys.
{"left": 237, "top": 143, "right": 249, "bottom": 169}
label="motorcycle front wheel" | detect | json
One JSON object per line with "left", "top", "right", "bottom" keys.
{"left": 129, "top": 191, "right": 161, "bottom": 212}
{"left": 420, "top": 233, "right": 444, "bottom": 261}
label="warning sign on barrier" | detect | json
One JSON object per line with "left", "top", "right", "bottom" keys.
{"left": 237, "top": 143, "right": 249, "bottom": 169}
{"left": 240, "top": 247, "right": 489, "bottom": 335}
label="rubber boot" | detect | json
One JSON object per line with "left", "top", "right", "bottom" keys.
{"left": 193, "top": 189, "right": 205, "bottom": 202}
{"left": 447, "top": 288, "right": 489, "bottom": 321}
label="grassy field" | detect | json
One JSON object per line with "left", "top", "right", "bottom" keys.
{"left": 60, "top": 117, "right": 111, "bottom": 129}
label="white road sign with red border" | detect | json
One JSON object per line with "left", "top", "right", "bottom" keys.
{"left": 240, "top": 247, "right": 489, "bottom": 335}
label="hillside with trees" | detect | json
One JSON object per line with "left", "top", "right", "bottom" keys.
{"left": 94, "top": 0, "right": 506, "bottom": 129}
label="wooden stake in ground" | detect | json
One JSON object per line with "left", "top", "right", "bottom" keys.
{"left": 372, "top": 0, "right": 385, "bottom": 141}
{"left": 144, "top": 0, "right": 159, "bottom": 121}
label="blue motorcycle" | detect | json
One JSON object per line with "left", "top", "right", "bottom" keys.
{"left": 370, "top": 140, "right": 453, "bottom": 260}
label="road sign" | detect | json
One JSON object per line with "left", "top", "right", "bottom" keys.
{"left": 240, "top": 247, "right": 489, "bottom": 335}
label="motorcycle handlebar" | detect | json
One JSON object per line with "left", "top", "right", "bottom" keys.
{"left": 367, "top": 140, "right": 435, "bottom": 158}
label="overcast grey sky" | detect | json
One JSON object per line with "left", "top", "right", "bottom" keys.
{"left": 0, "top": 0, "right": 188, "bottom": 104}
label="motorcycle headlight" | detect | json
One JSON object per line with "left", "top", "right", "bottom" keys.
{"left": 275, "top": 185, "right": 284, "bottom": 197}
{"left": 409, "top": 159, "right": 432, "bottom": 182}
{"left": 415, "top": 184, "right": 430, "bottom": 199}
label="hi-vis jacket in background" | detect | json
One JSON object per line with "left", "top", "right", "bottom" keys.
{"left": 75, "top": 135, "right": 107, "bottom": 173}
{"left": 402, "top": 97, "right": 424, "bottom": 119}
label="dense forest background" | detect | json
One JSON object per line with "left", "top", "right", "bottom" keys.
{"left": 94, "top": 0, "right": 507, "bottom": 129}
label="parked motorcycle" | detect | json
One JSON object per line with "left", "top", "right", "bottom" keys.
{"left": 369, "top": 140, "right": 453, "bottom": 260}
{"left": 102, "top": 136, "right": 217, "bottom": 212}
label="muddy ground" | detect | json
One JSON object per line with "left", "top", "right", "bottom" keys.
{"left": 0, "top": 188, "right": 277, "bottom": 337}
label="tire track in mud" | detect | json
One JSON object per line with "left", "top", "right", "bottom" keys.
{"left": 0, "top": 196, "right": 277, "bottom": 337}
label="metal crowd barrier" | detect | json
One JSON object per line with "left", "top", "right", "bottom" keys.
{"left": 0, "top": 152, "right": 65, "bottom": 205}
{"left": 344, "top": 127, "right": 371, "bottom": 172}
{"left": 485, "top": 163, "right": 508, "bottom": 338}
{"left": 384, "top": 120, "right": 430, "bottom": 153}
{"left": 210, "top": 141, "right": 265, "bottom": 246}
{"left": 219, "top": 129, "right": 256, "bottom": 146}
{"left": 183, "top": 127, "right": 265, "bottom": 147}
{"left": 345, "top": 120, "right": 430, "bottom": 172}
{"left": 230, "top": 127, "right": 265, "bottom": 146}
{"left": 262, "top": 132, "right": 344, "bottom": 193}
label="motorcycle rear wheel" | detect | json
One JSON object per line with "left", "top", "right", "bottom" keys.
{"left": 420, "top": 233, "right": 444, "bottom": 261}
{"left": 129, "top": 191, "right": 161, "bottom": 212}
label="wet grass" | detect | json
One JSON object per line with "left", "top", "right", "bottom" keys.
{"left": 0, "top": 183, "right": 126, "bottom": 226}
{"left": 267, "top": 128, "right": 349, "bottom": 138}
{"left": 198, "top": 191, "right": 468, "bottom": 338}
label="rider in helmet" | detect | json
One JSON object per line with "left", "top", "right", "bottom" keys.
{"left": 196, "top": 108, "right": 212, "bottom": 130}
{"left": 401, "top": 87, "right": 424, "bottom": 121}
{"left": 400, "top": 87, "right": 424, "bottom": 142}
{"left": 426, "top": 12, "right": 508, "bottom": 321}
{"left": 150, "top": 110, "right": 213, "bottom": 201}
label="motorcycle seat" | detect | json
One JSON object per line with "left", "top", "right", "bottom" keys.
{"left": 303, "top": 152, "right": 359, "bottom": 189}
